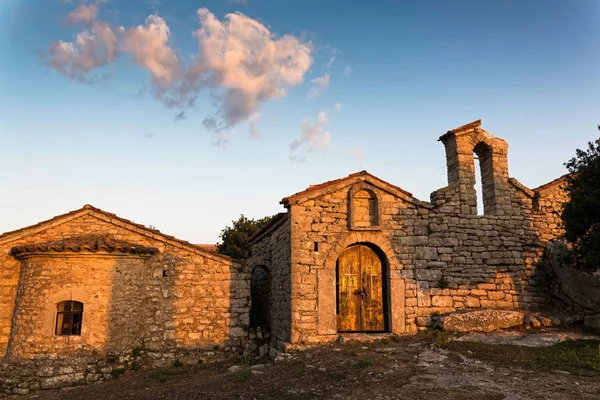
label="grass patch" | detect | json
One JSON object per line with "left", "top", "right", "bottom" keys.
{"left": 150, "top": 368, "right": 182, "bottom": 383}
{"left": 436, "top": 331, "right": 449, "bottom": 349}
{"left": 131, "top": 346, "right": 146, "bottom": 358}
{"left": 354, "top": 356, "right": 372, "bottom": 369}
{"left": 449, "top": 339, "right": 600, "bottom": 376}
{"left": 172, "top": 359, "right": 184, "bottom": 368}
{"left": 343, "top": 341, "right": 363, "bottom": 356}
{"left": 110, "top": 367, "right": 126, "bottom": 377}
{"left": 230, "top": 368, "right": 252, "bottom": 383}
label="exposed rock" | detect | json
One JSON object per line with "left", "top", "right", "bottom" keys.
{"left": 545, "top": 241, "right": 600, "bottom": 313}
{"left": 418, "top": 349, "right": 448, "bottom": 363}
{"left": 227, "top": 365, "right": 243, "bottom": 373}
{"left": 524, "top": 314, "right": 541, "bottom": 328}
{"left": 269, "top": 348, "right": 280, "bottom": 361}
{"left": 259, "top": 344, "right": 269, "bottom": 358}
{"left": 538, "top": 316, "right": 553, "bottom": 327}
{"left": 584, "top": 315, "right": 600, "bottom": 330}
{"left": 452, "top": 330, "right": 598, "bottom": 347}
{"left": 435, "top": 310, "right": 525, "bottom": 333}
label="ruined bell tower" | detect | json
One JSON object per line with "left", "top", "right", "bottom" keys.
{"left": 438, "top": 120, "right": 511, "bottom": 216}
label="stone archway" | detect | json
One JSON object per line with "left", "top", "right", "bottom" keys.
{"left": 315, "top": 231, "right": 405, "bottom": 337}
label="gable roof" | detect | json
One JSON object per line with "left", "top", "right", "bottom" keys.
{"left": 280, "top": 170, "right": 429, "bottom": 208}
{"left": 10, "top": 234, "right": 158, "bottom": 259}
{"left": 0, "top": 205, "right": 232, "bottom": 262}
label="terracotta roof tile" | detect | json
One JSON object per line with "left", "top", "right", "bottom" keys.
{"left": 195, "top": 244, "right": 218, "bottom": 253}
{"left": 10, "top": 234, "right": 158, "bottom": 258}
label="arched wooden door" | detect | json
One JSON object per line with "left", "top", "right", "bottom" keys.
{"left": 337, "top": 244, "right": 385, "bottom": 332}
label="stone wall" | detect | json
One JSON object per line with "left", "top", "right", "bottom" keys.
{"left": 533, "top": 175, "right": 569, "bottom": 242}
{"left": 0, "top": 208, "right": 249, "bottom": 360}
{"left": 0, "top": 346, "right": 235, "bottom": 396}
{"left": 252, "top": 121, "right": 570, "bottom": 344}
{"left": 247, "top": 214, "right": 291, "bottom": 347}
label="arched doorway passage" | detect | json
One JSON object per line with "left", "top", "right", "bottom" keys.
{"left": 250, "top": 266, "right": 270, "bottom": 334}
{"left": 336, "top": 244, "right": 388, "bottom": 332}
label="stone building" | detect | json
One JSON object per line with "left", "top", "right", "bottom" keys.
{"left": 248, "top": 120, "right": 568, "bottom": 346}
{"left": 0, "top": 205, "right": 248, "bottom": 361}
{"left": 0, "top": 120, "right": 570, "bottom": 391}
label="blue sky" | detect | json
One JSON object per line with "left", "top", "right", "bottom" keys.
{"left": 1, "top": 0, "right": 598, "bottom": 243}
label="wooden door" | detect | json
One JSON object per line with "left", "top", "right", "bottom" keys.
{"left": 337, "top": 245, "right": 385, "bottom": 332}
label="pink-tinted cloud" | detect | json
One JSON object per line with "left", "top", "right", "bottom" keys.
{"left": 64, "top": 3, "right": 98, "bottom": 25}
{"left": 290, "top": 111, "right": 331, "bottom": 161}
{"left": 122, "top": 15, "right": 180, "bottom": 90}
{"left": 307, "top": 73, "right": 330, "bottom": 98}
{"left": 47, "top": 21, "right": 119, "bottom": 82}
{"left": 47, "top": 5, "right": 314, "bottom": 139}
{"left": 187, "top": 8, "right": 313, "bottom": 132}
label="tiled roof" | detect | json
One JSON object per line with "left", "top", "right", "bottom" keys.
{"left": 280, "top": 170, "right": 415, "bottom": 206}
{"left": 531, "top": 174, "right": 571, "bottom": 192}
{"left": 0, "top": 204, "right": 232, "bottom": 261}
{"left": 195, "top": 244, "right": 218, "bottom": 253}
{"left": 10, "top": 235, "right": 158, "bottom": 258}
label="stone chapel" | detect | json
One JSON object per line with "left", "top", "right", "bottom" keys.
{"left": 0, "top": 120, "right": 568, "bottom": 365}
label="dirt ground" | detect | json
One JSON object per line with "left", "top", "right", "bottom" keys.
{"left": 21, "top": 331, "right": 600, "bottom": 400}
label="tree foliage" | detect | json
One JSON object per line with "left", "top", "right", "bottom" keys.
{"left": 217, "top": 214, "right": 273, "bottom": 260}
{"left": 561, "top": 136, "right": 600, "bottom": 271}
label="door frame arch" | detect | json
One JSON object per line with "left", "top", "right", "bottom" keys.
{"left": 316, "top": 231, "right": 405, "bottom": 336}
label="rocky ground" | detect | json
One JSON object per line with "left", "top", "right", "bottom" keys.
{"left": 20, "top": 329, "right": 600, "bottom": 400}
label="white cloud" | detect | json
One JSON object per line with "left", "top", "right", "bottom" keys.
{"left": 64, "top": 4, "right": 98, "bottom": 25}
{"left": 122, "top": 15, "right": 180, "bottom": 90}
{"left": 334, "top": 102, "right": 342, "bottom": 111}
{"left": 47, "top": 21, "right": 119, "bottom": 82}
{"left": 290, "top": 111, "right": 331, "bottom": 162}
{"left": 46, "top": 5, "right": 314, "bottom": 138}
{"left": 343, "top": 65, "right": 353, "bottom": 76}
{"left": 248, "top": 113, "right": 260, "bottom": 139}
{"left": 187, "top": 8, "right": 313, "bottom": 131}
{"left": 307, "top": 73, "right": 330, "bottom": 98}
{"left": 324, "top": 45, "right": 337, "bottom": 69}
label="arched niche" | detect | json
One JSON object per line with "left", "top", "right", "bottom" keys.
{"left": 348, "top": 184, "right": 380, "bottom": 230}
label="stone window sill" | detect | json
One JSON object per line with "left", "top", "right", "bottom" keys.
{"left": 349, "top": 226, "right": 382, "bottom": 232}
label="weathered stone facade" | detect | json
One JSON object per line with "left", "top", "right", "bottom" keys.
{"left": 0, "top": 205, "right": 249, "bottom": 361}
{"left": 0, "top": 119, "right": 573, "bottom": 394}
{"left": 250, "top": 120, "right": 569, "bottom": 345}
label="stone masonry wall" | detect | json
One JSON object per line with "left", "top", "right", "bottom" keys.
{"left": 265, "top": 122, "right": 569, "bottom": 344}
{"left": 0, "top": 210, "right": 248, "bottom": 360}
{"left": 247, "top": 214, "right": 292, "bottom": 348}
{"left": 279, "top": 177, "right": 560, "bottom": 343}
{"left": 533, "top": 177, "right": 569, "bottom": 242}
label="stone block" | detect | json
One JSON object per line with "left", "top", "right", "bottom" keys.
{"left": 435, "top": 310, "right": 525, "bottom": 333}
{"left": 431, "top": 296, "right": 453, "bottom": 307}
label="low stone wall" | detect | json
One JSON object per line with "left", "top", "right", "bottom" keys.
{"left": 0, "top": 342, "right": 245, "bottom": 397}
